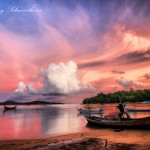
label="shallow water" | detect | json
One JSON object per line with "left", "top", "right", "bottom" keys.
{"left": 0, "top": 103, "right": 150, "bottom": 140}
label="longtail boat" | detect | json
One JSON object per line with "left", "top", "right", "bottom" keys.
{"left": 4, "top": 105, "right": 17, "bottom": 110}
{"left": 83, "top": 114, "right": 150, "bottom": 129}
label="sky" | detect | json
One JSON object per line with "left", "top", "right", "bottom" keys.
{"left": 0, "top": 0, "right": 150, "bottom": 103}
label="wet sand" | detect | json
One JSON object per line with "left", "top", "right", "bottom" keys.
{"left": 0, "top": 128, "right": 150, "bottom": 150}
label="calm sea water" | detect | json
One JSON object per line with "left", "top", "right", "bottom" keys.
{"left": 0, "top": 103, "right": 150, "bottom": 140}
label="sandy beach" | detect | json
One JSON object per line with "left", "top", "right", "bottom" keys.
{"left": 0, "top": 128, "right": 150, "bottom": 150}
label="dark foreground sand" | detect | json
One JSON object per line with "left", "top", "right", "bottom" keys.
{"left": 0, "top": 129, "right": 150, "bottom": 150}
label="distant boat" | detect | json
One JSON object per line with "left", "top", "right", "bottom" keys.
{"left": 77, "top": 107, "right": 103, "bottom": 115}
{"left": 4, "top": 105, "right": 17, "bottom": 110}
{"left": 83, "top": 114, "right": 150, "bottom": 129}
{"left": 141, "top": 100, "right": 150, "bottom": 103}
{"left": 126, "top": 108, "right": 150, "bottom": 112}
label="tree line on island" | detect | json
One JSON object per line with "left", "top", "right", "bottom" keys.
{"left": 83, "top": 89, "right": 150, "bottom": 104}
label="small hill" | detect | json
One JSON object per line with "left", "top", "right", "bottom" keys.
{"left": 0, "top": 100, "right": 63, "bottom": 105}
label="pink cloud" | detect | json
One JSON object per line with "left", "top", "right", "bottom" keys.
{"left": 0, "top": 2, "right": 150, "bottom": 98}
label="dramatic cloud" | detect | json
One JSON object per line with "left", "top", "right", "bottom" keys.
{"left": 0, "top": 0, "right": 150, "bottom": 102}
{"left": 14, "top": 82, "right": 27, "bottom": 93}
{"left": 38, "top": 61, "right": 95, "bottom": 94}
{"left": 116, "top": 77, "right": 133, "bottom": 89}
{"left": 114, "top": 50, "right": 150, "bottom": 65}
{"left": 78, "top": 60, "right": 106, "bottom": 69}
{"left": 14, "top": 82, "right": 38, "bottom": 94}
{"left": 10, "top": 61, "right": 95, "bottom": 101}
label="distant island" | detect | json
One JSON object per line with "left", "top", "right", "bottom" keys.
{"left": 0, "top": 100, "right": 63, "bottom": 105}
{"left": 83, "top": 89, "right": 150, "bottom": 104}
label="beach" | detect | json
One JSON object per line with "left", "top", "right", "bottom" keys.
{"left": 1, "top": 104, "right": 150, "bottom": 150}
{"left": 0, "top": 128, "right": 150, "bottom": 150}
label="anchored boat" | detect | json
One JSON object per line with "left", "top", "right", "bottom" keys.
{"left": 4, "top": 105, "right": 17, "bottom": 110}
{"left": 83, "top": 114, "right": 150, "bottom": 129}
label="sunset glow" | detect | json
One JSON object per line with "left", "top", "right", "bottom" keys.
{"left": 0, "top": 0, "right": 150, "bottom": 102}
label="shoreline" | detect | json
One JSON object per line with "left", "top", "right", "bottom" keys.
{"left": 0, "top": 128, "right": 150, "bottom": 150}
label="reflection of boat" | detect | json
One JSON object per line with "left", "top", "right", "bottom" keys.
{"left": 4, "top": 105, "right": 17, "bottom": 110}
{"left": 126, "top": 108, "right": 150, "bottom": 112}
{"left": 77, "top": 107, "right": 103, "bottom": 115}
{"left": 83, "top": 114, "right": 150, "bottom": 129}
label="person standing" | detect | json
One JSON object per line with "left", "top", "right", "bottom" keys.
{"left": 116, "top": 102, "right": 131, "bottom": 120}
{"left": 116, "top": 102, "right": 125, "bottom": 120}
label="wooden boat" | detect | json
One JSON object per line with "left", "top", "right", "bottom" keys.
{"left": 83, "top": 114, "right": 150, "bottom": 129}
{"left": 126, "top": 108, "right": 150, "bottom": 112}
{"left": 4, "top": 105, "right": 17, "bottom": 110}
{"left": 77, "top": 107, "right": 103, "bottom": 115}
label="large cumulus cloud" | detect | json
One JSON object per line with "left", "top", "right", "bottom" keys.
{"left": 8, "top": 61, "right": 95, "bottom": 101}
{"left": 38, "top": 61, "right": 94, "bottom": 94}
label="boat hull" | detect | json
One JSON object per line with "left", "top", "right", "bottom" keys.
{"left": 84, "top": 115, "right": 150, "bottom": 129}
{"left": 4, "top": 106, "right": 17, "bottom": 110}
{"left": 126, "top": 108, "right": 150, "bottom": 112}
